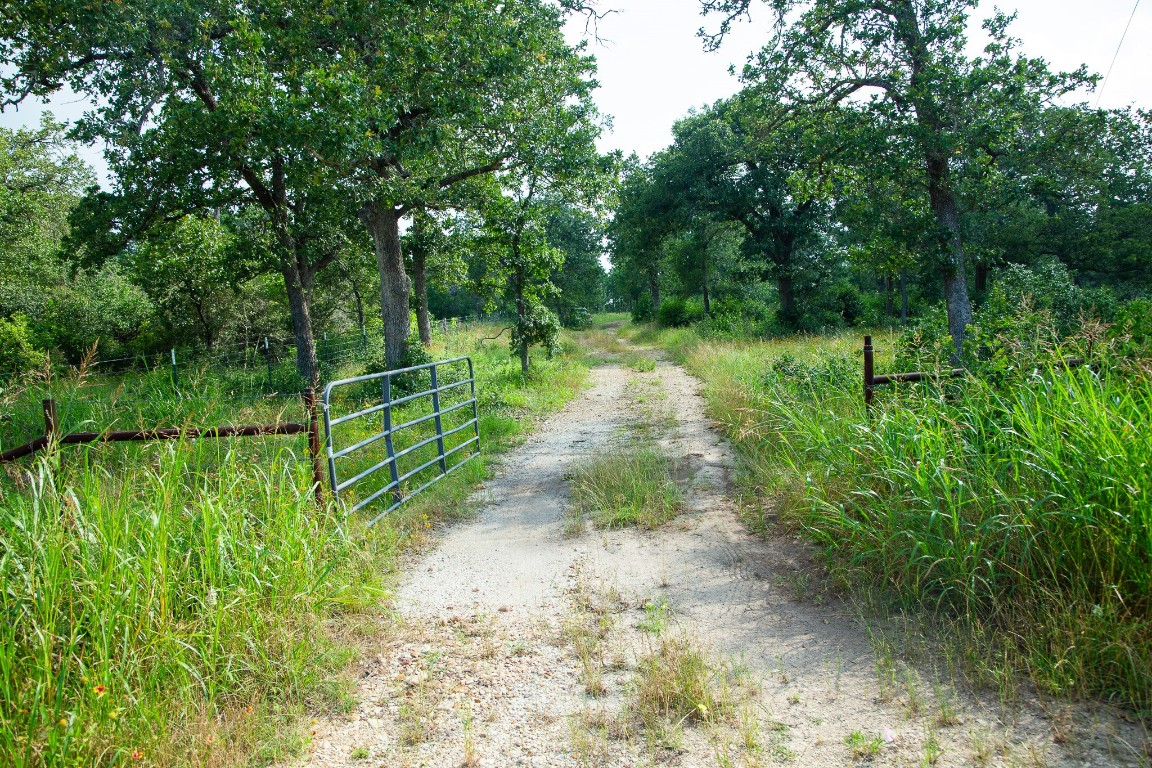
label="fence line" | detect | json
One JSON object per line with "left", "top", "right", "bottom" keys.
{"left": 0, "top": 314, "right": 511, "bottom": 388}
{"left": 0, "top": 390, "right": 326, "bottom": 503}
{"left": 862, "top": 335, "right": 1087, "bottom": 409}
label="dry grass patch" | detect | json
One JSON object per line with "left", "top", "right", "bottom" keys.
{"left": 633, "top": 637, "right": 741, "bottom": 733}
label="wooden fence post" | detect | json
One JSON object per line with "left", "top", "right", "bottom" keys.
{"left": 863, "top": 336, "right": 875, "bottom": 411}
{"left": 305, "top": 387, "right": 325, "bottom": 505}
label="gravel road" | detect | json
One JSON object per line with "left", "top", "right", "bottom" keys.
{"left": 288, "top": 339, "right": 1147, "bottom": 768}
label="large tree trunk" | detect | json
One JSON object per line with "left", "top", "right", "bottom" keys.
{"left": 975, "top": 262, "right": 989, "bottom": 295}
{"left": 925, "top": 159, "right": 973, "bottom": 358}
{"left": 517, "top": 302, "right": 529, "bottom": 375}
{"left": 359, "top": 203, "right": 411, "bottom": 370}
{"left": 701, "top": 249, "right": 711, "bottom": 316}
{"left": 647, "top": 268, "right": 661, "bottom": 315}
{"left": 898, "top": 0, "right": 973, "bottom": 357}
{"left": 511, "top": 239, "right": 530, "bottom": 375}
{"left": 412, "top": 248, "right": 432, "bottom": 347}
{"left": 777, "top": 273, "right": 796, "bottom": 326}
{"left": 349, "top": 275, "right": 366, "bottom": 338}
{"left": 282, "top": 259, "right": 319, "bottom": 385}
{"left": 900, "top": 268, "right": 909, "bottom": 325}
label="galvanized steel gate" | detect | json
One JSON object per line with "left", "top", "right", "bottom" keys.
{"left": 322, "top": 357, "right": 481, "bottom": 525}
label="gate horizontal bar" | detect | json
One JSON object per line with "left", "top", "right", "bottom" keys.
{"left": 327, "top": 375, "right": 473, "bottom": 428}
{"left": 362, "top": 452, "right": 480, "bottom": 525}
{"left": 323, "top": 356, "right": 473, "bottom": 394}
{"left": 322, "top": 356, "right": 482, "bottom": 523}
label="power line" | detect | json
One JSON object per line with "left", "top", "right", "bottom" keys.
{"left": 1096, "top": 0, "right": 1142, "bottom": 108}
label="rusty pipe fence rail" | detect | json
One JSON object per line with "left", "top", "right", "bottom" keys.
{"left": 863, "top": 335, "right": 1086, "bottom": 408}
{"left": 321, "top": 357, "right": 481, "bottom": 526}
{"left": 0, "top": 389, "right": 326, "bottom": 502}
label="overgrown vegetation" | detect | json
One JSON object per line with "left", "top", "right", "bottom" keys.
{"left": 0, "top": 323, "right": 589, "bottom": 767}
{"left": 632, "top": 637, "right": 741, "bottom": 739}
{"left": 632, "top": 306, "right": 1152, "bottom": 715}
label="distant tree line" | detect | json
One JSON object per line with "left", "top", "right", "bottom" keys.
{"left": 610, "top": 0, "right": 1152, "bottom": 351}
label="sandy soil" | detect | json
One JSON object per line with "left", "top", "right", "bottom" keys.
{"left": 287, "top": 336, "right": 1149, "bottom": 768}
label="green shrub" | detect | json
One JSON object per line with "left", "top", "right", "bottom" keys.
{"left": 1110, "top": 297, "right": 1152, "bottom": 359}
{"left": 656, "top": 296, "right": 704, "bottom": 328}
{"left": 0, "top": 314, "right": 47, "bottom": 378}
{"left": 562, "top": 307, "right": 593, "bottom": 329}
{"left": 897, "top": 260, "right": 1115, "bottom": 376}
{"left": 631, "top": 293, "right": 654, "bottom": 323}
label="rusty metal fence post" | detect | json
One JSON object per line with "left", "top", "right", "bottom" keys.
{"left": 304, "top": 387, "right": 325, "bottom": 505}
{"left": 863, "top": 335, "right": 875, "bottom": 410}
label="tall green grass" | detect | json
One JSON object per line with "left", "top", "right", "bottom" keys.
{"left": 639, "top": 324, "right": 1152, "bottom": 714}
{"left": 0, "top": 324, "right": 590, "bottom": 766}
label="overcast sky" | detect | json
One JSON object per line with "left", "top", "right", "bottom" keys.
{"left": 3, "top": 0, "right": 1148, "bottom": 185}
{"left": 567, "top": 0, "right": 1152, "bottom": 160}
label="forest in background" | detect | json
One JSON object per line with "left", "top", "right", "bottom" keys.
{"left": 1, "top": 0, "right": 615, "bottom": 386}
{"left": 609, "top": 1, "right": 1152, "bottom": 361}
{"left": 3, "top": 0, "right": 1151, "bottom": 385}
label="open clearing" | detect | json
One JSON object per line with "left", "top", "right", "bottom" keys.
{"left": 288, "top": 331, "right": 1147, "bottom": 768}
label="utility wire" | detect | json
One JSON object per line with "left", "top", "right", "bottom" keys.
{"left": 1096, "top": 0, "right": 1142, "bottom": 108}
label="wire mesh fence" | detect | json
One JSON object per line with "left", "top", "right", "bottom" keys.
{"left": 0, "top": 314, "right": 507, "bottom": 451}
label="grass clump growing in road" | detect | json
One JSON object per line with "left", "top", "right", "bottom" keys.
{"left": 634, "top": 638, "right": 737, "bottom": 727}
{"left": 568, "top": 445, "right": 682, "bottom": 530}
{"left": 629, "top": 636, "right": 753, "bottom": 753}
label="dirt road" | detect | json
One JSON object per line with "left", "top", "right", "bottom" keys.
{"left": 290, "top": 337, "right": 1146, "bottom": 768}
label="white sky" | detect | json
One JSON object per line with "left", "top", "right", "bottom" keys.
{"left": 567, "top": 0, "right": 1152, "bottom": 159}
{"left": 2, "top": 0, "right": 1148, "bottom": 185}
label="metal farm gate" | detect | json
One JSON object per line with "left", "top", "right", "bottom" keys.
{"left": 321, "top": 357, "right": 481, "bottom": 525}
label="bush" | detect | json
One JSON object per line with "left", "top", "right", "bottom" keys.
{"left": 353, "top": 336, "right": 438, "bottom": 399}
{"left": 631, "top": 293, "right": 654, "bottom": 323}
{"left": 1109, "top": 297, "right": 1152, "bottom": 360}
{"left": 896, "top": 260, "right": 1118, "bottom": 377}
{"left": 765, "top": 351, "right": 856, "bottom": 398}
{"left": 562, "top": 307, "right": 593, "bottom": 330}
{"left": 0, "top": 314, "right": 47, "bottom": 378}
{"left": 656, "top": 296, "right": 705, "bottom": 328}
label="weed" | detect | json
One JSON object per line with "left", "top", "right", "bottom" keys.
{"left": 845, "top": 730, "right": 883, "bottom": 760}
{"left": 903, "top": 669, "right": 925, "bottom": 716}
{"left": 563, "top": 576, "right": 621, "bottom": 698}
{"left": 625, "top": 354, "right": 657, "bottom": 372}
{"left": 397, "top": 683, "right": 435, "bottom": 745}
{"left": 632, "top": 637, "right": 738, "bottom": 733}
{"left": 568, "top": 709, "right": 614, "bottom": 767}
{"left": 637, "top": 597, "right": 672, "bottom": 636}
{"left": 568, "top": 445, "right": 683, "bottom": 530}
{"left": 461, "top": 705, "right": 478, "bottom": 767}
{"left": 933, "top": 682, "right": 960, "bottom": 727}
{"left": 922, "top": 732, "right": 943, "bottom": 765}
{"left": 350, "top": 746, "right": 370, "bottom": 760}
